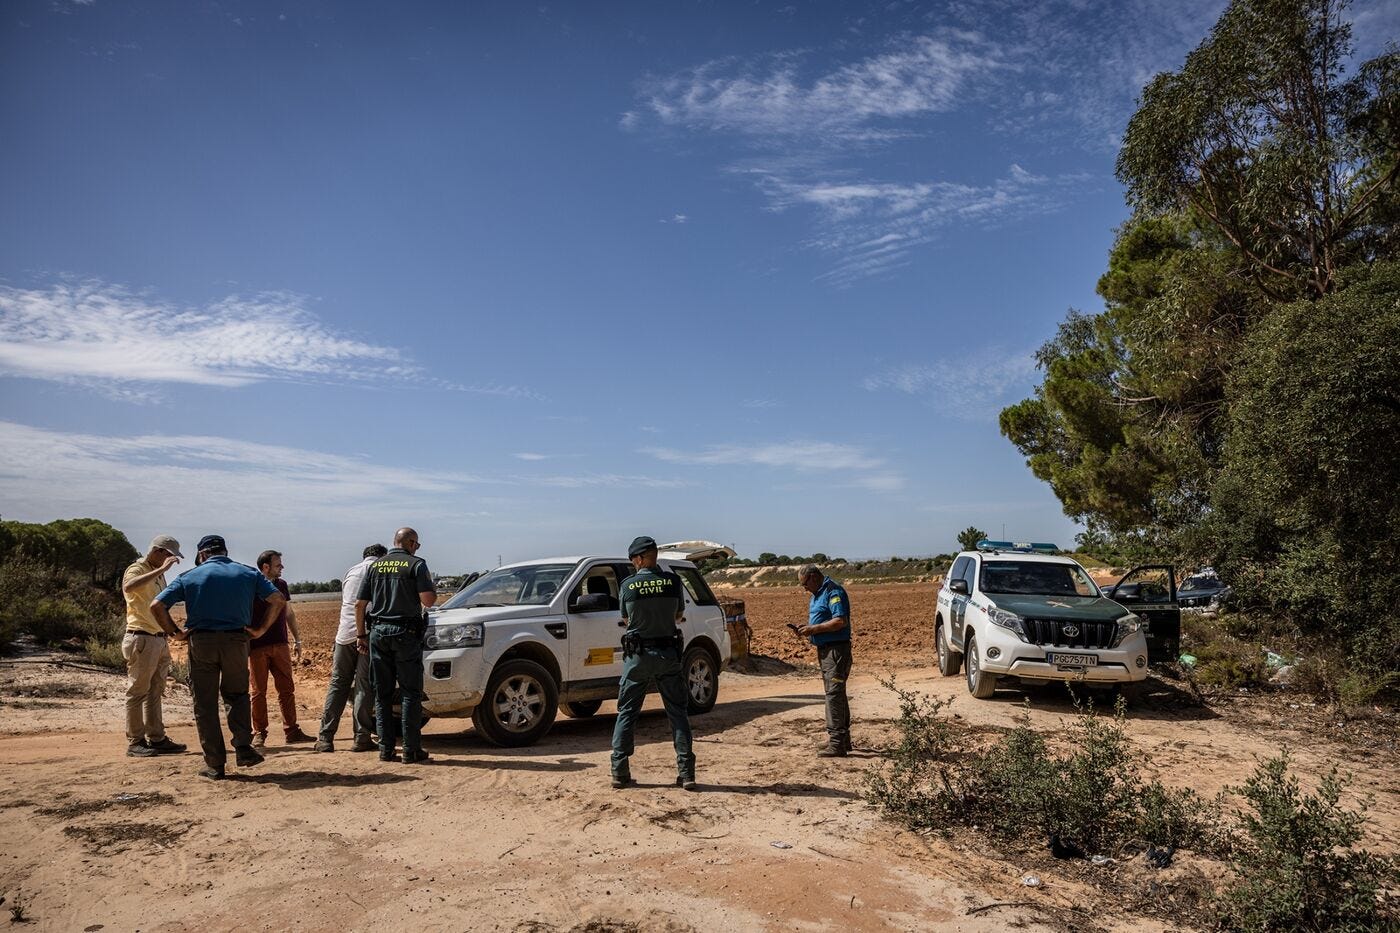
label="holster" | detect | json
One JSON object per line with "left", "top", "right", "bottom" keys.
{"left": 672, "top": 630, "right": 684, "bottom": 660}
{"left": 620, "top": 632, "right": 641, "bottom": 660}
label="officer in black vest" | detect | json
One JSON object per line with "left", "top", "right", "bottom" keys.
{"left": 355, "top": 526, "right": 436, "bottom": 764}
{"left": 611, "top": 536, "right": 696, "bottom": 791}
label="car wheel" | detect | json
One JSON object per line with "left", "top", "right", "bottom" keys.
{"left": 682, "top": 645, "right": 719, "bottom": 714}
{"left": 965, "top": 634, "right": 997, "bottom": 698}
{"left": 562, "top": 699, "right": 604, "bottom": 719}
{"left": 472, "top": 658, "right": 559, "bottom": 747}
{"left": 936, "top": 618, "right": 962, "bottom": 676}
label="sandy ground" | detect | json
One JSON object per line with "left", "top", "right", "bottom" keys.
{"left": 1, "top": 584, "right": 1396, "bottom": 932}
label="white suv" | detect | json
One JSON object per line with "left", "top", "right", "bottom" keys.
{"left": 934, "top": 543, "right": 1150, "bottom": 698}
{"left": 420, "top": 555, "right": 731, "bottom": 746}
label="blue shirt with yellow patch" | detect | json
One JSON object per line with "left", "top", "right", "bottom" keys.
{"left": 807, "top": 577, "right": 852, "bottom": 646}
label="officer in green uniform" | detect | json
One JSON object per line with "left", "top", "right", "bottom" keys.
{"left": 354, "top": 526, "right": 436, "bottom": 764}
{"left": 611, "top": 536, "right": 696, "bottom": 791}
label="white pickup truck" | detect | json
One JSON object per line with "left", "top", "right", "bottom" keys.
{"left": 420, "top": 554, "right": 732, "bottom": 747}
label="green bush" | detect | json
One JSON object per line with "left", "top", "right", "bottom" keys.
{"left": 865, "top": 684, "right": 1217, "bottom": 856}
{"left": 83, "top": 637, "right": 125, "bottom": 670}
{"left": 0, "top": 559, "right": 122, "bottom": 650}
{"left": 1215, "top": 751, "right": 1398, "bottom": 932}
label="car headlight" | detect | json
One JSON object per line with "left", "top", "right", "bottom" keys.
{"left": 986, "top": 606, "right": 1026, "bottom": 641}
{"left": 1112, "top": 613, "right": 1142, "bottom": 647}
{"left": 424, "top": 622, "right": 483, "bottom": 649}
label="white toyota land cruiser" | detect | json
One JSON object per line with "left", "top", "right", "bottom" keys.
{"left": 420, "top": 555, "right": 731, "bottom": 746}
{"left": 934, "top": 542, "right": 1151, "bottom": 698}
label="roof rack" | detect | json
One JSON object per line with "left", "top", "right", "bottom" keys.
{"left": 976, "top": 539, "right": 1059, "bottom": 554}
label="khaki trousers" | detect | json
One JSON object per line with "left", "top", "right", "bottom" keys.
{"left": 249, "top": 642, "right": 298, "bottom": 735}
{"left": 122, "top": 631, "right": 171, "bottom": 743}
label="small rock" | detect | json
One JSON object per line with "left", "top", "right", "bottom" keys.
{"left": 770, "top": 841, "right": 793, "bottom": 850}
{"left": 1022, "top": 874, "right": 1042, "bottom": 887}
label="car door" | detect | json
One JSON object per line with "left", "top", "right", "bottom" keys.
{"left": 1107, "top": 564, "right": 1180, "bottom": 664}
{"left": 948, "top": 556, "right": 973, "bottom": 644}
{"left": 563, "top": 561, "right": 628, "bottom": 687}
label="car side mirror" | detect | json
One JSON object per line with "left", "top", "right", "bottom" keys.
{"left": 571, "top": 593, "right": 609, "bottom": 612}
{"left": 949, "top": 579, "right": 969, "bottom": 595}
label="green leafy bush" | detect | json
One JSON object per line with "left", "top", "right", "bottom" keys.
{"left": 1215, "top": 751, "right": 1398, "bottom": 931}
{"left": 83, "top": 637, "right": 126, "bottom": 670}
{"left": 0, "top": 559, "right": 122, "bottom": 650}
{"left": 865, "top": 684, "right": 1216, "bottom": 856}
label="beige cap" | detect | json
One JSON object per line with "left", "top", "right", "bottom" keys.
{"left": 150, "top": 535, "right": 184, "bottom": 559}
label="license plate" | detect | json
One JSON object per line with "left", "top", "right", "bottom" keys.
{"left": 1048, "top": 652, "right": 1098, "bottom": 667}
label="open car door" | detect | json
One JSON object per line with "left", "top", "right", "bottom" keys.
{"left": 1105, "top": 565, "right": 1180, "bottom": 664}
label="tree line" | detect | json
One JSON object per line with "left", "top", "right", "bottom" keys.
{"left": 998, "top": 0, "right": 1398, "bottom": 666}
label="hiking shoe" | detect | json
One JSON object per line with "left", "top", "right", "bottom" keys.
{"left": 148, "top": 737, "right": 187, "bottom": 755}
{"left": 379, "top": 750, "right": 400, "bottom": 763}
{"left": 313, "top": 739, "right": 334, "bottom": 753}
{"left": 817, "top": 746, "right": 848, "bottom": 758}
{"left": 235, "top": 746, "right": 265, "bottom": 768}
{"left": 285, "top": 727, "right": 315, "bottom": 744}
{"left": 198, "top": 766, "right": 225, "bottom": 781}
{"left": 403, "top": 749, "right": 431, "bottom": 764}
{"left": 677, "top": 775, "right": 698, "bottom": 792}
{"left": 610, "top": 774, "right": 633, "bottom": 789}
{"left": 351, "top": 738, "right": 378, "bottom": 752}
{"left": 127, "top": 740, "right": 157, "bottom": 758}
{"left": 251, "top": 731, "right": 267, "bottom": 748}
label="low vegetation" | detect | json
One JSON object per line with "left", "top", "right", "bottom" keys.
{"left": 865, "top": 680, "right": 1398, "bottom": 930}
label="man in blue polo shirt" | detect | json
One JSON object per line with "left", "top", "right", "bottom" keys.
{"left": 794, "top": 564, "right": 853, "bottom": 757}
{"left": 151, "top": 534, "right": 286, "bottom": 780}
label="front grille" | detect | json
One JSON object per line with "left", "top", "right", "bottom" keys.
{"left": 1020, "top": 618, "right": 1116, "bottom": 650}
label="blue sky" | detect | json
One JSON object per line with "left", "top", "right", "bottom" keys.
{"left": 4, "top": 1, "right": 1395, "bottom": 580}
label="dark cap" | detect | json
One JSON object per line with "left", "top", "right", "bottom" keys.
{"left": 627, "top": 535, "right": 658, "bottom": 558}
{"left": 197, "top": 534, "right": 226, "bottom": 552}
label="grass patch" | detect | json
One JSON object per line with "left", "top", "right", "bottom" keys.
{"left": 83, "top": 636, "right": 125, "bottom": 670}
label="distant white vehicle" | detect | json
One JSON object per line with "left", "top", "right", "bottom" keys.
{"left": 420, "top": 555, "right": 731, "bottom": 746}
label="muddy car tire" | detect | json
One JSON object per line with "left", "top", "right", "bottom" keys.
{"left": 472, "top": 659, "right": 559, "bottom": 747}
{"left": 964, "top": 634, "right": 997, "bottom": 698}
{"left": 562, "top": 699, "right": 604, "bottom": 719}
{"left": 682, "top": 645, "right": 719, "bottom": 714}
{"left": 936, "top": 618, "right": 962, "bottom": 676}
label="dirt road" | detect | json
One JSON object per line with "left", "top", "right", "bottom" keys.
{"left": 1, "top": 585, "right": 1396, "bottom": 932}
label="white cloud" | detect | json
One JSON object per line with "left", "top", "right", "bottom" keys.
{"left": 644, "top": 440, "right": 883, "bottom": 472}
{"left": 514, "top": 452, "right": 550, "bottom": 461}
{"left": 863, "top": 348, "right": 1037, "bottom": 418}
{"left": 0, "top": 281, "right": 544, "bottom": 403}
{"left": 740, "top": 398, "right": 782, "bottom": 409}
{"left": 638, "top": 33, "right": 1004, "bottom": 140}
{"left": 750, "top": 163, "right": 1087, "bottom": 285}
{"left": 0, "top": 282, "right": 411, "bottom": 394}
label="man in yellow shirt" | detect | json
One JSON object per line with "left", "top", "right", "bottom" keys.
{"left": 121, "top": 535, "right": 189, "bottom": 758}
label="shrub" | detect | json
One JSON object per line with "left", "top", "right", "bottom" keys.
{"left": 1215, "top": 751, "right": 1398, "bottom": 931}
{"left": 169, "top": 659, "right": 191, "bottom": 687}
{"left": 83, "top": 637, "right": 125, "bottom": 670}
{"left": 865, "top": 684, "right": 1217, "bottom": 856}
{"left": 863, "top": 678, "right": 963, "bottom": 828}
{"left": 0, "top": 558, "right": 123, "bottom": 652}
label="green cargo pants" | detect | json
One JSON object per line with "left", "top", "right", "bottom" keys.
{"left": 611, "top": 647, "right": 694, "bottom": 780}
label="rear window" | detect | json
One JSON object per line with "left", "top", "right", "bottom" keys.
{"left": 674, "top": 566, "right": 718, "bottom": 606}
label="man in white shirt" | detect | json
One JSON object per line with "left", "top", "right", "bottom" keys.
{"left": 314, "top": 544, "right": 387, "bottom": 753}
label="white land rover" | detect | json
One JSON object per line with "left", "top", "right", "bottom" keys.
{"left": 420, "top": 555, "right": 731, "bottom": 746}
{"left": 934, "top": 542, "right": 1150, "bottom": 698}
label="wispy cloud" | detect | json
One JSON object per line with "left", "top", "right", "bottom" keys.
{"left": 643, "top": 439, "right": 902, "bottom": 493}
{"left": 644, "top": 440, "right": 884, "bottom": 472}
{"left": 0, "top": 282, "right": 410, "bottom": 395}
{"left": 750, "top": 163, "right": 1087, "bottom": 286}
{"left": 740, "top": 398, "right": 782, "bottom": 409}
{"left": 514, "top": 452, "right": 550, "bottom": 461}
{"left": 638, "top": 32, "right": 1004, "bottom": 141}
{"left": 863, "top": 348, "right": 1037, "bottom": 418}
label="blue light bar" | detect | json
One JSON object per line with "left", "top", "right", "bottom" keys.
{"left": 976, "top": 539, "right": 1059, "bottom": 553}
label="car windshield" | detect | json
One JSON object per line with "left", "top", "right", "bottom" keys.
{"left": 980, "top": 560, "right": 1099, "bottom": 597}
{"left": 439, "top": 563, "right": 576, "bottom": 609}
{"left": 1179, "top": 575, "right": 1217, "bottom": 592}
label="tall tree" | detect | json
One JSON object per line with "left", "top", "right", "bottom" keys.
{"left": 1118, "top": 0, "right": 1400, "bottom": 299}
